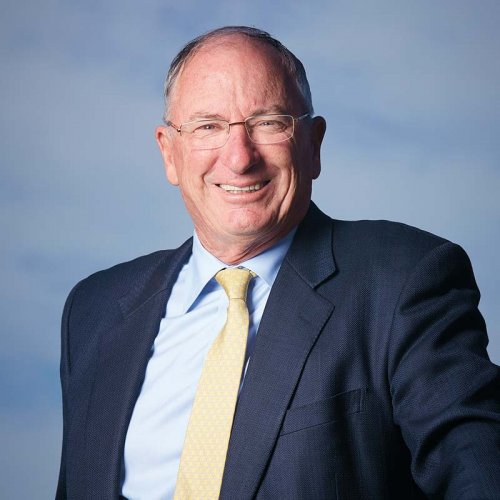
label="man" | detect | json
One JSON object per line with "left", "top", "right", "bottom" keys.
{"left": 57, "top": 26, "right": 500, "bottom": 499}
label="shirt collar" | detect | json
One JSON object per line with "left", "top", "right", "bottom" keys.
{"left": 183, "top": 229, "right": 296, "bottom": 313}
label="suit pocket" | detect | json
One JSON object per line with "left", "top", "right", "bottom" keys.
{"left": 280, "top": 388, "right": 367, "bottom": 436}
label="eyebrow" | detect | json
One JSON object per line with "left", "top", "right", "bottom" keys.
{"left": 186, "top": 112, "right": 226, "bottom": 122}
{"left": 251, "top": 105, "right": 288, "bottom": 115}
{"left": 185, "top": 105, "right": 289, "bottom": 122}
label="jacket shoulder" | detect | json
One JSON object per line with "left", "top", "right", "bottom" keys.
{"left": 323, "top": 218, "right": 478, "bottom": 292}
{"left": 66, "top": 239, "right": 192, "bottom": 311}
{"left": 331, "top": 218, "right": 452, "bottom": 267}
{"left": 79, "top": 249, "right": 177, "bottom": 289}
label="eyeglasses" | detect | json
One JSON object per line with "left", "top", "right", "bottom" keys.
{"left": 165, "top": 113, "right": 310, "bottom": 149}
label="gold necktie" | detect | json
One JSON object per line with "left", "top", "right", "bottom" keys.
{"left": 174, "top": 267, "right": 255, "bottom": 500}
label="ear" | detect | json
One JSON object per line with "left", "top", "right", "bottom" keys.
{"left": 309, "top": 116, "right": 326, "bottom": 179}
{"left": 155, "top": 125, "right": 179, "bottom": 186}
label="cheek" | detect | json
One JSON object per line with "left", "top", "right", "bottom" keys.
{"left": 176, "top": 151, "right": 213, "bottom": 189}
{"left": 179, "top": 164, "right": 220, "bottom": 212}
{"left": 275, "top": 153, "right": 302, "bottom": 191}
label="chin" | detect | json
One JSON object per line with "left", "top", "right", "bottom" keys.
{"left": 225, "top": 212, "right": 275, "bottom": 236}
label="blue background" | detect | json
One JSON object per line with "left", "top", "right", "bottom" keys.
{"left": 1, "top": 1, "right": 499, "bottom": 497}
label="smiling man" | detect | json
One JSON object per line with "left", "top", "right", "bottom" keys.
{"left": 57, "top": 27, "right": 500, "bottom": 499}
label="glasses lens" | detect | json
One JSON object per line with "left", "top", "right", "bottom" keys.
{"left": 182, "top": 119, "right": 229, "bottom": 148}
{"left": 246, "top": 115, "right": 294, "bottom": 144}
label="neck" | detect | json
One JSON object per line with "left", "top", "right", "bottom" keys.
{"left": 196, "top": 228, "right": 294, "bottom": 265}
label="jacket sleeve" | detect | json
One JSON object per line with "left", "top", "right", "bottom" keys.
{"left": 56, "top": 282, "right": 80, "bottom": 500}
{"left": 389, "top": 241, "right": 500, "bottom": 498}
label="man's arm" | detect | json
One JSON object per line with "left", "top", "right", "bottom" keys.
{"left": 389, "top": 241, "right": 500, "bottom": 498}
{"left": 56, "top": 282, "right": 80, "bottom": 499}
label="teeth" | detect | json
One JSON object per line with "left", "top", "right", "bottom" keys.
{"left": 219, "top": 183, "right": 264, "bottom": 192}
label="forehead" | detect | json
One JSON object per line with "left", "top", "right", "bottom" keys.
{"left": 170, "top": 36, "right": 302, "bottom": 118}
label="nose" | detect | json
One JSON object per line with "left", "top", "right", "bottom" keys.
{"left": 219, "top": 122, "right": 260, "bottom": 174}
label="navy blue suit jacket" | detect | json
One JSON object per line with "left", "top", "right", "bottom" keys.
{"left": 57, "top": 203, "right": 500, "bottom": 499}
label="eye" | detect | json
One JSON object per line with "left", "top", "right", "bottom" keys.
{"left": 191, "top": 121, "right": 226, "bottom": 137}
{"left": 257, "top": 119, "right": 280, "bottom": 127}
{"left": 196, "top": 123, "right": 216, "bottom": 131}
{"left": 253, "top": 117, "right": 288, "bottom": 133}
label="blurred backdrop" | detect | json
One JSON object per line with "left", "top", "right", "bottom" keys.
{"left": 1, "top": 1, "right": 499, "bottom": 497}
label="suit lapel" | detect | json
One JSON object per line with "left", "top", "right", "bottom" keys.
{"left": 83, "top": 240, "right": 192, "bottom": 498}
{"left": 221, "top": 204, "right": 337, "bottom": 499}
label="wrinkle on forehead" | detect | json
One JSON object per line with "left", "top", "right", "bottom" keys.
{"left": 169, "top": 35, "right": 302, "bottom": 120}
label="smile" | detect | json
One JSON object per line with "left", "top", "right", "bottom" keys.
{"left": 218, "top": 182, "right": 269, "bottom": 193}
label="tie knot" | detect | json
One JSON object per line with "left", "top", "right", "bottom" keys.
{"left": 215, "top": 267, "right": 255, "bottom": 300}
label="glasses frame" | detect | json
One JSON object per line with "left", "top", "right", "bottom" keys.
{"left": 165, "top": 113, "right": 310, "bottom": 148}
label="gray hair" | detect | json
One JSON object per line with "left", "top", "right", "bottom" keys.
{"left": 162, "top": 26, "right": 314, "bottom": 122}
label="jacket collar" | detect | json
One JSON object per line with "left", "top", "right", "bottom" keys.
{"left": 285, "top": 201, "right": 337, "bottom": 287}
{"left": 117, "top": 239, "right": 193, "bottom": 318}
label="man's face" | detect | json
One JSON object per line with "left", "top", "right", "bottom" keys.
{"left": 156, "top": 36, "right": 325, "bottom": 260}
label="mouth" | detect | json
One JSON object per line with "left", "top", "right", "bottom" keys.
{"left": 217, "top": 181, "right": 270, "bottom": 194}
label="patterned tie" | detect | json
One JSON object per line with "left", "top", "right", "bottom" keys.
{"left": 174, "top": 267, "right": 255, "bottom": 500}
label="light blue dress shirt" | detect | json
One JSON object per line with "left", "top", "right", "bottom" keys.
{"left": 121, "top": 230, "right": 295, "bottom": 500}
